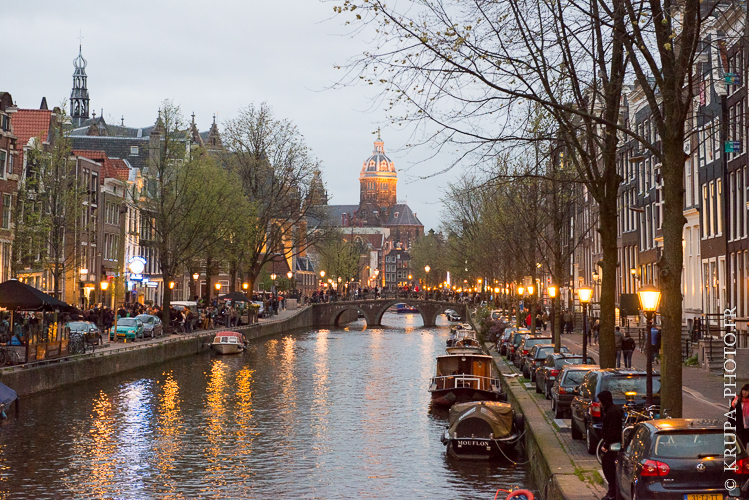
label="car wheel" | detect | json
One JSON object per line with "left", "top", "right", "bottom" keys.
{"left": 522, "top": 367, "right": 529, "bottom": 379}
{"left": 586, "top": 424, "right": 597, "bottom": 455}
{"left": 571, "top": 418, "right": 583, "bottom": 439}
{"left": 535, "top": 379, "right": 542, "bottom": 393}
{"left": 545, "top": 384, "right": 551, "bottom": 400}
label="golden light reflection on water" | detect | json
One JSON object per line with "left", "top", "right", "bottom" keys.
{"left": 85, "top": 391, "right": 118, "bottom": 498}
{"left": 204, "top": 360, "right": 230, "bottom": 494}
{"left": 312, "top": 330, "right": 331, "bottom": 448}
{"left": 233, "top": 366, "right": 256, "bottom": 486}
{"left": 153, "top": 371, "right": 184, "bottom": 499}
{"left": 278, "top": 336, "right": 298, "bottom": 449}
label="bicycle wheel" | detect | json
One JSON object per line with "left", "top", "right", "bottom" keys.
{"left": 596, "top": 439, "right": 605, "bottom": 465}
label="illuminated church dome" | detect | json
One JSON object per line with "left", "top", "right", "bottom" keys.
{"left": 359, "top": 134, "right": 397, "bottom": 207}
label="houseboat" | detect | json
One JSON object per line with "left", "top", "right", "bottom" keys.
{"left": 428, "top": 352, "right": 503, "bottom": 407}
{"left": 441, "top": 401, "right": 524, "bottom": 459}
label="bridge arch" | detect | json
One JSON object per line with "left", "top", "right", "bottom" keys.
{"left": 371, "top": 299, "right": 466, "bottom": 328}
{"left": 311, "top": 300, "right": 467, "bottom": 328}
{"left": 331, "top": 305, "right": 368, "bottom": 327}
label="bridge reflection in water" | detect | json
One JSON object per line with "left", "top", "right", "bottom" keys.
{"left": 0, "top": 313, "right": 527, "bottom": 499}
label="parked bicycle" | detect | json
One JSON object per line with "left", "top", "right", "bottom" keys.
{"left": 68, "top": 332, "right": 95, "bottom": 355}
{"left": 595, "top": 402, "right": 663, "bottom": 464}
{"left": 0, "top": 347, "right": 22, "bottom": 367}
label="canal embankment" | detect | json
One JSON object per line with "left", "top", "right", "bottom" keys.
{"left": 1, "top": 305, "right": 315, "bottom": 397}
{"left": 489, "top": 347, "right": 607, "bottom": 500}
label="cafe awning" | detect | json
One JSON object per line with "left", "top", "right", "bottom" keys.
{"left": 0, "top": 279, "right": 72, "bottom": 311}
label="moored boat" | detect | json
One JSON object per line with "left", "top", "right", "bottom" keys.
{"left": 428, "top": 352, "right": 504, "bottom": 406}
{"left": 211, "top": 331, "right": 246, "bottom": 354}
{"left": 440, "top": 401, "right": 524, "bottom": 459}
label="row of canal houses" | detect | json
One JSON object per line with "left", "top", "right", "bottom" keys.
{"left": 571, "top": 5, "right": 749, "bottom": 341}
{"left": 0, "top": 46, "right": 273, "bottom": 308}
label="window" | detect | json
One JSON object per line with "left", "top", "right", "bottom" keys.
{"left": 717, "top": 179, "right": 723, "bottom": 235}
{"left": 394, "top": 212, "right": 399, "bottom": 218}
{"left": 0, "top": 151, "right": 5, "bottom": 179}
{"left": 130, "top": 146, "right": 139, "bottom": 156}
{"left": 2, "top": 194, "right": 10, "bottom": 229}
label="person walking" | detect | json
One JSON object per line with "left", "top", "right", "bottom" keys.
{"left": 730, "top": 383, "right": 749, "bottom": 449}
{"left": 622, "top": 331, "right": 636, "bottom": 369}
{"left": 541, "top": 310, "right": 549, "bottom": 331}
{"left": 651, "top": 325, "right": 660, "bottom": 364}
{"left": 598, "top": 390, "right": 623, "bottom": 500}
{"left": 592, "top": 319, "right": 600, "bottom": 345}
{"left": 563, "top": 310, "right": 573, "bottom": 335}
{"left": 614, "top": 326, "right": 623, "bottom": 368}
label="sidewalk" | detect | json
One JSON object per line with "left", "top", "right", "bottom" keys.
{"left": 560, "top": 332, "right": 725, "bottom": 419}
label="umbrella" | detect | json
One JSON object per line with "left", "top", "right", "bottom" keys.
{"left": 0, "top": 279, "right": 72, "bottom": 311}
{"left": 0, "top": 382, "right": 16, "bottom": 407}
{"left": 217, "top": 291, "right": 251, "bottom": 303}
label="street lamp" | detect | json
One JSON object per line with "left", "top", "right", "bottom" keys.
{"left": 242, "top": 282, "right": 249, "bottom": 291}
{"left": 169, "top": 281, "right": 175, "bottom": 289}
{"left": 215, "top": 282, "right": 221, "bottom": 299}
{"left": 516, "top": 285, "right": 524, "bottom": 327}
{"left": 637, "top": 284, "right": 661, "bottom": 406}
{"left": 548, "top": 285, "right": 558, "bottom": 352}
{"left": 192, "top": 273, "right": 199, "bottom": 281}
{"left": 578, "top": 286, "right": 594, "bottom": 361}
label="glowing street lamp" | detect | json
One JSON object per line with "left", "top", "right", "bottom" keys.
{"left": 100, "top": 280, "right": 109, "bottom": 291}
{"left": 578, "top": 286, "right": 594, "bottom": 360}
{"left": 638, "top": 284, "right": 661, "bottom": 405}
{"left": 242, "top": 282, "right": 249, "bottom": 291}
{"left": 548, "top": 285, "right": 559, "bottom": 352}
{"left": 192, "top": 272, "right": 199, "bottom": 281}
{"left": 169, "top": 281, "right": 175, "bottom": 289}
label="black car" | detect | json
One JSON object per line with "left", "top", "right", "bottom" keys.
{"left": 522, "top": 344, "right": 570, "bottom": 380}
{"left": 550, "top": 364, "right": 599, "bottom": 418}
{"left": 535, "top": 354, "right": 595, "bottom": 398}
{"left": 570, "top": 368, "right": 661, "bottom": 454}
{"left": 507, "top": 330, "right": 530, "bottom": 361}
{"left": 514, "top": 336, "right": 552, "bottom": 370}
{"left": 614, "top": 418, "right": 749, "bottom": 500}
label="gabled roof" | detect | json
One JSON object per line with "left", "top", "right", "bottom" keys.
{"left": 71, "top": 150, "right": 129, "bottom": 182}
{"left": 327, "top": 204, "right": 360, "bottom": 227}
{"left": 12, "top": 109, "right": 53, "bottom": 147}
{"left": 385, "top": 203, "right": 422, "bottom": 226}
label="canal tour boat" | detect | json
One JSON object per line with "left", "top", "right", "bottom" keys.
{"left": 428, "top": 352, "right": 504, "bottom": 407}
{"left": 440, "top": 401, "right": 524, "bottom": 459}
{"left": 210, "top": 331, "right": 246, "bottom": 354}
{"left": 395, "top": 303, "right": 419, "bottom": 313}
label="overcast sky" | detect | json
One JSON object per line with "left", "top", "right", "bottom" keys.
{"left": 0, "top": 0, "right": 462, "bottom": 231}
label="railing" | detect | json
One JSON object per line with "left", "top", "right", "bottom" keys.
{"left": 430, "top": 373, "right": 501, "bottom": 392}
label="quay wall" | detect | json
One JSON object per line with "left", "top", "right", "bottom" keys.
{"left": 2, "top": 306, "right": 315, "bottom": 398}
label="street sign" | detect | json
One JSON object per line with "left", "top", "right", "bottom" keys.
{"left": 725, "top": 141, "right": 742, "bottom": 153}
{"left": 725, "top": 72, "right": 741, "bottom": 85}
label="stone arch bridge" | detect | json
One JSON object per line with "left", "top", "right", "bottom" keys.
{"left": 311, "top": 299, "right": 467, "bottom": 328}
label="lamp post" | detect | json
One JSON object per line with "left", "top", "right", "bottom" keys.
{"left": 287, "top": 271, "right": 294, "bottom": 295}
{"left": 192, "top": 272, "right": 200, "bottom": 300}
{"left": 548, "top": 285, "right": 558, "bottom": 352}
{"left": 99, "top": 281, "right": 109, "bottom": 340}
{"left": 270, "top": 273, "right": 277, "bottom": 294}
{"left": 424, "top": 265, "right": 430, "bottom": 298}
{"left": 578, "top": 286, "right": 593, "bottom": 361}
{"left": 516, "top": 285, "right": 524, "bottom": 328}
{"left": 527, "top": 285, "right": 535, "bottom": 334}
{"left": 637, "top": 284, "right": 661, "bottom": 406}
{"left": 215, "top": 281, "right": 221, "bottom": 302}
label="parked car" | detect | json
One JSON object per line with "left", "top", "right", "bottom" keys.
{"left": 507, "top": 330, "right": 531, "bottom": 361}
{"left": 550, "top": 364, "right": 599, "bottom": 418}
{"left": 514, "top": 335, "right": 552, "bottom": 370}
{"left": 113, "top": 317, "right": 145, "bottom": 341}
{"left": 535, "top": 354, "right": 596, "bottom": 399}
{"left": 522, "top": 344, "right": 571, "bottom": 380}
{"left": 135, "top": 314, "right": 163, "bottom": 338}
{"left": 490, "top": 309, "right": 503, "bottom": 321}
{"left": 66, "top": 321, "right": 101, "bottom": 344}
{"left": 570, "top": 368, "right": 661, "bottom": 454}
{"left": 497, "top": 328, "right": 516, "bottom": 355}
{"left": 614, "top": 418, "right": 749, "bottom": 500}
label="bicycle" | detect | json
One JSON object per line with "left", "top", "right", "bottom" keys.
{"left": 68, "top": 332, "right": 95, "bottom": 355}
{"left": 0, "top": 347, "right": 21, "bottom": 367}
{"left": 596, "top": 403, "right": 662, "bottom": 464}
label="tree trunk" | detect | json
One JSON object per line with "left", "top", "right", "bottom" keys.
{"left": 162, "top": 276, "right": 172, "bottom": 333}
{"left": 597, "top": 188, "right": 619, "bottom": 369}
{"left": 659, "top": 137, "right": 687, "bottom": 418}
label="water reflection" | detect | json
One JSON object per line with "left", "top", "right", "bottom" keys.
{"left": 0, "top": 313, "right": 528, "bottom": 499}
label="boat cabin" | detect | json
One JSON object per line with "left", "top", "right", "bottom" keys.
{"left": 433, "top": 354, "right": 495, "bottom": 391}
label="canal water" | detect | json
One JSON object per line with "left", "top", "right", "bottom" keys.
{"left": 0, "top": 313, "right": 529, "bottom": 499}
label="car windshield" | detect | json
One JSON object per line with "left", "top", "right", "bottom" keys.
{"left": 556, "top": 357, "right": 592, "bottom": 367}
{"left": 562, "top": 370, "right": 589, "bottom": 385}
{"left": 67, "top": 322, "right": 89, "bottom": 330}
{"left": 118, "top": 319, "right": 137, "bottom": 327}
{"left": 602, "top": 375, "right": 661, "bottom": 398}
{"left": 513, "top": 333, "right": 525, "bottom": 345}
{"left": 136, "top": 315, "right": 154, "bottom": 324}
{"left": 534, "top": 347, "right": 554, "bottom": 359}
{"left": 525, "top": 338, "right": 552, "bottom": 349}
{"left": 652, "top": 431, "right": 734, "bottom": 458}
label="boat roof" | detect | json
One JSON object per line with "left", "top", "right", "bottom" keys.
{"left": 215, "top": 331, "right": 243, "bottom": 338}
{"left": 436, "top": 352, "right": 492, "bottom": 361}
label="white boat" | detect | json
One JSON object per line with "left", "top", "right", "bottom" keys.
{"left": 211, "top": 331, "right": 245, "bottom": 354}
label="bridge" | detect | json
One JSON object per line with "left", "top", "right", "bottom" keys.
{"left": 311, "top": 299, "right": 468, "bottom": 327}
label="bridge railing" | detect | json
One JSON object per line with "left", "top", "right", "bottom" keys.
{"left": 307, "top": 292, "right": 467, "bottom": 303}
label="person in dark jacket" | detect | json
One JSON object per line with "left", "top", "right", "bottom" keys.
{"left": 621, "top": 331, "right": 636, "bottom": 369}
{"left": 730, "top": 383, "right": 749, "bottom": 448}
{"left": 598, "top": 390, "right": 623, "bottom": 500}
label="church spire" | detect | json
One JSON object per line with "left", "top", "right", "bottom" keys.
{"left": 70, "top": 42, "right": 90, "bottom": 127}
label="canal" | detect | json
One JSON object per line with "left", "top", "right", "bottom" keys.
{"left": 0, "top": 313, "right": 529, "bottom": 499}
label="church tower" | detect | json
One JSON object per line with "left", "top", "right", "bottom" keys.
{"left": 70, "top": 44, "right": 90, "bottom": 127}
{"left": 359, "top": 134, "right": 397, "bottom": 207}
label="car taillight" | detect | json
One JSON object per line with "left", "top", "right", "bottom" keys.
{"left": 641, "top": 459, "right": 670, "bottom": 477}
{"left": 558, "top": 387, "right": 566, "bottom": 394}
{"left": 590, "top": 402, "right": 601, "bottom": 418}
{"left": 735, "top": 458, "right": 749, "bottom": 474}
{"left": 550, "top": 370, "right": 559, "bottom": 377}
{"left": 522, "top": 350, "right": 529, "bottom": 355}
